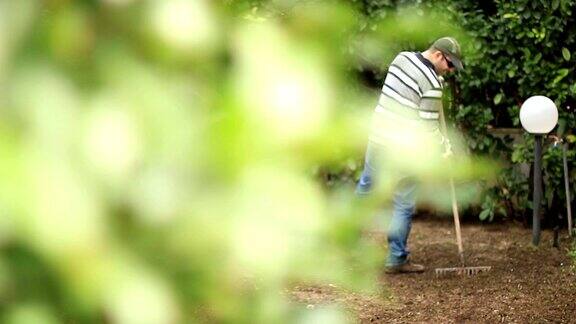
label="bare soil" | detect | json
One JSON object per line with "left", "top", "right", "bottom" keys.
{"left": 292, "top": 216, "right": 576, "bottom": 323}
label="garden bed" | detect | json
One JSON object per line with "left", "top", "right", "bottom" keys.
{"left": 292, "top": 216, "right": 576, "bottom": 323}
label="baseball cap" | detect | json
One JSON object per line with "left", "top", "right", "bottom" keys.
{"left": 432, "top": 37, "right": 463, "bottom": 71}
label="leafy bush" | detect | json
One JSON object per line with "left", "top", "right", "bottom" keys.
{"left": 355, "top": 0, "right": 576, "bottom": 224}
{"left": 453, "top": 0, "right": 576, "bottom": 224}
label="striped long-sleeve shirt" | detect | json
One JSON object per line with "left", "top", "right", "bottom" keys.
{"left": 369, "top": 51, "right": 444, "bottom": 147}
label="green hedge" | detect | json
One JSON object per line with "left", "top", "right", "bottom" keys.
{"left": 352, "top": 0, "right": 576, "bottom": 224}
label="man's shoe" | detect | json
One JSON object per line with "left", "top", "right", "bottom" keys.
{"left": 385, "top": 261, "right": 426, "bottom": 274}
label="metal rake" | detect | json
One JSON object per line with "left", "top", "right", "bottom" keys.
{"left": 434, "top": 93, "right": 492, "bottom": 277}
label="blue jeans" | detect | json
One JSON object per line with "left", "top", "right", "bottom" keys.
{"left": 356, "top": 141, "right": 417, "bottom": 266}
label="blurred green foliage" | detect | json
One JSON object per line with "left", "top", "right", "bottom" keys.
{"left": 0, "top": 0, "right": 495, "bottom": 323}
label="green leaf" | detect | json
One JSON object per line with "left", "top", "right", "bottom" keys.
{"left": 503, "top": 13, "right": 519, "bottom": 19}
{"left": 521, "top": 48, "right": 531, "bottom": 58}
{"left": 553, "top": 68, "right": 570, "bottom": 84}
{"left": 479, "top": 209, "right": 490, "bottom": 221}
{"left": 494, "top": 92, "right": 504, "bottom": 105}
{"left": 562, "top": 47, "right": 571, "bottom": 61}
{"left": 533, "top": 53, "right": 542, "bottom": 63}
{"left": 497, "top": 207, "right": 507, "bottom": 217}
{"left": 511, "top": 150, "right": 521, "bottom": 163}
{"left": 494, "top": 93, "right": 504, "bottom": 105}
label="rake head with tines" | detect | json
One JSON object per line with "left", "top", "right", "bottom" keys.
{"left": 435, "top": 266, "right": 492, "bottom": 277}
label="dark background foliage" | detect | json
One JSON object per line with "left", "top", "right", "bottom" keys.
{"left": 345, "top": 0, "right": 576, "bottom": 226}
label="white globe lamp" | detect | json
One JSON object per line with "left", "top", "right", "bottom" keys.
{"left": 519, "top": 95, "right": 558, "bottom": 246}
{"left": 520, "top": 95, "right": 558, "bottom": 134}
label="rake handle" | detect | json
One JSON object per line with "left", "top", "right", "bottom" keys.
{"left": 450, "top": 177, "right": 465, "bottom": 266}
{"left": 563, "top": 142, "right": 573, "bottom": 237}
{"left": 438, "top": 84, "right": 465, "bottom": 267}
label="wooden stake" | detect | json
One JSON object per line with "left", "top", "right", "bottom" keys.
{"left": 563, "top": 142, "right": 573, "bottom": 237}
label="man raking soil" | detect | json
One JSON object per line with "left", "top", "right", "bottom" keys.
{"left": 356, "top": 37, "right": 469, "bottom": 274}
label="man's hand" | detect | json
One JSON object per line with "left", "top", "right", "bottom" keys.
{"left": 441, "top": 136, "right": 453, "bottom": 158}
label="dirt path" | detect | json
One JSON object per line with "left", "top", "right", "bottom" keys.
{"left": 292, "top": 217, "right": 576, "bottom": 323}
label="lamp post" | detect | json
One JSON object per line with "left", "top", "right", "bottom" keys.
{"left": 519, "top": 96, "right": 558, "bottom": 246}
